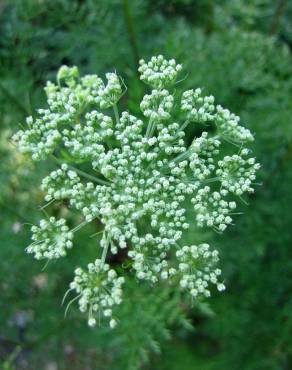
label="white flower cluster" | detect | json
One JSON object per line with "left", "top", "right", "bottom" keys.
{"left": 57, "top": 65, "right": 79, "bottom": 86}
{"left": 138, "top": 55, "right": 182, "bottom": 88}
{"left": 70, "top": 259, "right": 124, "bottom": 328}
{"left": 15, "top": 56, "right": 259, "bottom": 327}
{"left": 63, "top": 111, "right": 113, "bottom": 160}
{"left": 128, "top": 248, "right": 174, "bottom": 283}
{"left": 13, "top": 67, "right": 121, "bottom": 161}
{"left": 216, "top": 149, "right": 260, "bottom": 195}
{"left": 13, "top": 115, "right": 61, "bottom": 161}
{"left": 176, "top": 244, "right": 225, "bottom": 297}
{"left": 181, "top": 91, "right": 254, "bottom": 144}
{"left": 41, "top": 164, "right": 80, "bottom": 201}
{"left": 215, "top": 105, "right": 254, "bottom": 143}
{"left": 95, "top": 73, "right": 123, "bottom": 109}
{"left": 192, "top": 187, "right": 236, "bottom": 232}
{"left": 27, "top": 217, "right": 73, "bottom": 260}
{"left": 189, "top": 132, "right": 221, "bottom": 181}
{"left": 140, "top": 89, "right": 174, "bottom": 121}
{"left": 181, "top": 88, "right": 216, "bottom": 123}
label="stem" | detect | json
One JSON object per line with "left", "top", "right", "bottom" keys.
{"left": 101, "top": 232, "right": 110, "bottom": 265}
{"left": 41, "top": 259, "right": 50, "bottom": 271}
{"left": 113, "top": 104, "right": 120, "bottom": 125}
{"left": 40, "top": 199, "right": 55, "bottom": 210}
{"left": 172, "top": 150, "right": 190, "bottom": 163}
{"left": 52, "top": 155, "right": 110, "bottom": 186}
{"left": 122, "top": 0, "right": 140, "bottom": 71}
{"left": 172, "top": 120, "right": 190, "bottom": 141}
{"left": 204, "top": 177, "right": 220, "bottom": 184}
{"left": 179, "top": 119, "right": 190, "bottom": 133}
{"left": 146, "top": 117, "right": 155, "bottom": 138}
{"left": 70, "top": 165, "right": 110, "bottom": 186}
{"left": 64, "top": 294, "right": 82, "bottom": 318}
{"left": 61, "top": 288, "right": 73, "bottom": 306}
{"left": 148, "top": 120, "right": 157, "bottom": 138}
{"left": 269, "top": 0, "right": 288, "bottom": 35}
{"left": 71, "top": 220, "right": 88, "bottom": 233}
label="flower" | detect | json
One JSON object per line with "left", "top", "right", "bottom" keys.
{"left": 27, "top": 217, "right": 73, "bottom": 260}
{"left": 70, "top": 259, "right": 124, "bottom": 327}
{"left": 138, "top": 55, "right": 182, "bottom": 88}
{"left": 14, "top": 56, "right": 259, "bottom": 327}
{"left": 176, "top": 244, "right": 224, "bottom": 297}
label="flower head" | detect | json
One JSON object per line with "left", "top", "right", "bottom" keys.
{"left": 70, "top": 259, "right": 124, "bottom": 327}
{"left": 27, "top": 217, "right": 73, "bottom": 260}
{"left": 14, "top": 55, "right": 259, "bottom": 327}
{"left": 176, "top": 244, "right": 224, "bottom": 297}
{"left": 138, "top": 55, "right": 182, "bottom": 88}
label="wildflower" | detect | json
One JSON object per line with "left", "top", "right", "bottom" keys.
{"left": 27, "top": 217, "right": 73, "bottom": 260}
{"left": 14, "top": 56, "right": 259, "bottom": 327}
{"left": 95, "top": 72, "right": 122, "bottom": 109}
{"left": 176, "top": 244, "right": 224, "bottom": 297}
{"left": 138, "top": 55, "right": 182, "bottom": 88}
{"left": 69, "top": 259, "right": 124, "bottom": 327}
{"left": 216, "top": 149, "right": 260, "bottom": 195}
{"left": 140, "top": 89, "right": 174, "bottom": 121}
{"left": 181, "top": 88, "right": 216, "bottom": 123}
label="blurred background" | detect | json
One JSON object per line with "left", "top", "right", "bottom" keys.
{"left": 1, "top": 0, "right": 292, "bottom": 369}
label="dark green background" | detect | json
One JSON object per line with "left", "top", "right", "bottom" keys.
{"left": 1, "top": 1, "right": 292, "bottom": 369}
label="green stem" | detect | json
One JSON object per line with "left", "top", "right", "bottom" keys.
{"left": 269, "top": 0, "right": 288, "bottom": 35}
{"left": 146, "top": 117, "right": 154, "bottom": 138}
{"left": 113, "top": 104, "right": 120, "bottom": 125}
{"left": 148, "top": 120, "right": 157, "bottom": 138}
{"left": 71, "top": 220, "right": 89, "bottom": 233}
{"left": 70, "top": 165, "right": 110, "bottom": 186}
{"left": 64, "top": 294, "right": 82, "bottom": 318}
{"left": 52, "top": 156, "right": 110, "bottom": 186}
{"left": 179, "top": 119, "right": 190, "bottom": 132}
{"left": 101, "top": 232, "right": 110, "bottom": 265}
{"left": 122, "top": 0, "right": 140, "bottom": 70}
{"left": 172, "top": 150, "right": 190, "bottom": 163}
{"left": 204, "top": 177, "right": 220, "bottom": 184}
{"left": 172, "top": 120, "right": 190, "bottom": 141}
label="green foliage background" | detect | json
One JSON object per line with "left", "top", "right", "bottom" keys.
{"left": 0, "top": 0, "right": 292, "bottom": 369}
